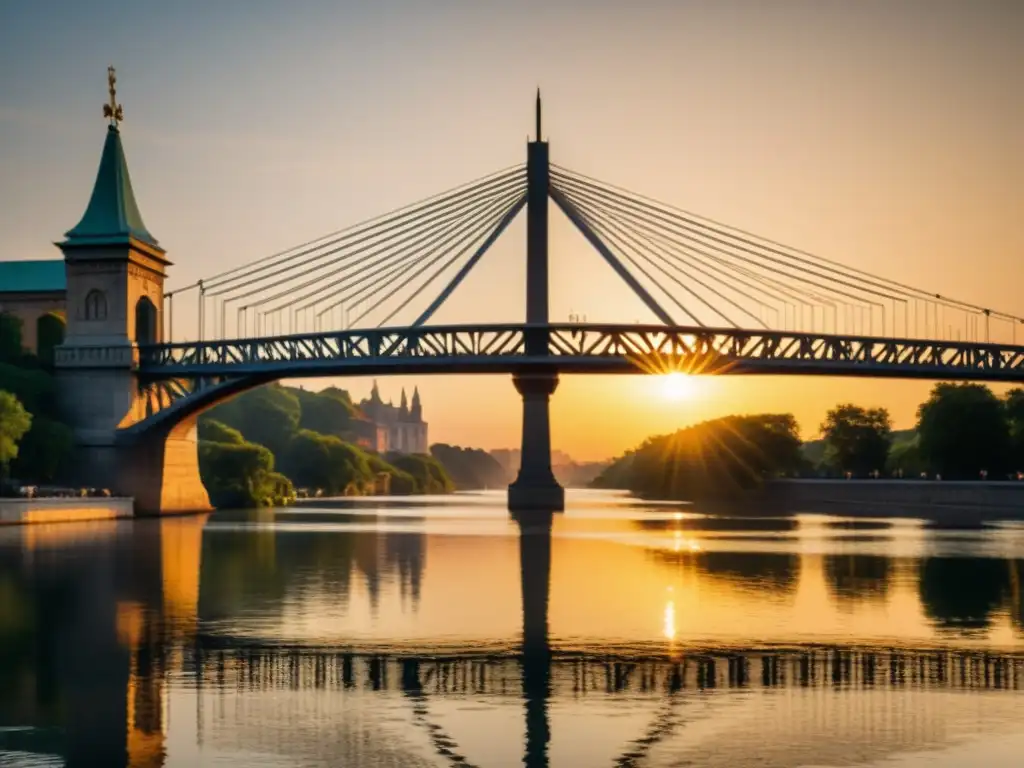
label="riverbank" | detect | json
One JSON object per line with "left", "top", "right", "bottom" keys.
{"left": 0, "top": 497, "right": 134, "bottom": 525}
{"left": 762, "top": 479, "right": 1024, "bottom": 523}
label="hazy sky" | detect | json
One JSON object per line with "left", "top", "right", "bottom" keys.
{"left": 1, "top": 0, "right": 1021, "bottom": 460}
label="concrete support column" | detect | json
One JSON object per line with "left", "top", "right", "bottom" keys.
{"left": 508, "top": 372, "right": 565, "bottom": 511}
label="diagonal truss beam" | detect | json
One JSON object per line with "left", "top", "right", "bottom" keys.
{"left": 549, "top": 186, "right": 675, "bottom": 325}
{"left": 413, "top": 194, "right": 527, "bottom": 327}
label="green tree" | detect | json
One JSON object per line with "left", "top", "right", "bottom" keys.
{"left": 386, "top": 453, "right": 455, "bottom": 494}
{"left": 886, "top": 435, "right": 926, "bottom": 477}
{"left": 430, "top": 443, "right": 510, "bottom": 489}
{"left": 591, "top": 414, "right": 804, "bottom": 500}
{"left": 917, "top": 383, "right": 1010, "bottom": 478}
{"left": 820, "top": 404, "right": 892, "bottom": 476}
{"left": 290, "top": 386, "right": 356, "bottom": 435}
{"left": 0, "top": 391, "right": 32, "bottom": 480}
{"left": 11, "top": 417, "right": 72, "bottom": 484}
{"left": 279, "top": 430, "right": 374, "bottom": 495}
{"left": 198, "top": 440, "right": 294, "bottom": 508}
{"left": 198, "top": 418, "right": 246, "bottom": 445}
{"left": 1004, "top": 388, "right": 1024, "bottom": 471}
{"left": 0, "top": 364, "right": 55, "bottom": 417}
{"left": 208, "top": 384, "right": 301, "bottom": 454}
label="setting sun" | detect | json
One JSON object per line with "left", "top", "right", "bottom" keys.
{"left": 660, "top": 372, "right": 696, "bottom": 401}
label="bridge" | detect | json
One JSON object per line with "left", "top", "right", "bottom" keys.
{"left": 50, "top": 78, "right": 1024, "bottom": 513}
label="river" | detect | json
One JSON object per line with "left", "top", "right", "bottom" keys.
{"left": 2, "top": 489, "right": 1024, "bottom": 767}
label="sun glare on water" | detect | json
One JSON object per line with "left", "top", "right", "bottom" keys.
{"left": 660, "top": 372, "right": 696, "bottom": 401}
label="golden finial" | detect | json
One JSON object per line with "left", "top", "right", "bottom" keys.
{"left": 103, "top": 65, "right": 124, "bottom": 127}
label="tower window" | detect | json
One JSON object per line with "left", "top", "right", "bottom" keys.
{"left": 84, "top": 289, "right": 108, "bottom": 321}
{"left": 135, "top": 296, "right": 158, "bottom": 345}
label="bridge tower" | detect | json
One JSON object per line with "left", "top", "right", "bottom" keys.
{"left": 54, "top": 68, "right": 210, "bottom": 513}
{"left": 508, "top": 91, "right": 566, "bottom": 511}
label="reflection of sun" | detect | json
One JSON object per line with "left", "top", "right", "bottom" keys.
{"left": 661, "top": 372, "right": 696, "bottom": 401}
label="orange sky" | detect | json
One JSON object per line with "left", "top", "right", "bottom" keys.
{"left": 1, "top": 1, "right": 1021, "bottom": 460}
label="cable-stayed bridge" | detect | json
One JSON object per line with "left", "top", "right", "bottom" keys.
{"left": 51, "top": 85, "right": 1024, "bottom": 512}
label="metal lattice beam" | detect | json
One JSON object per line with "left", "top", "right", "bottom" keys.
{"left": 134, "top": 323, "right": 1024, "bottom": 382}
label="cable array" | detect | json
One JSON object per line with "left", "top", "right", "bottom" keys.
{"left": 550, "top": 165, "right": 1024, "bottom": 343}
{"left": 174, "top": 165, "right": 527, "bottom": 339}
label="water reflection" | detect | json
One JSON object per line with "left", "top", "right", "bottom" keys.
{"left": 2, "top": 498, "right": 1024, "bottom": 766}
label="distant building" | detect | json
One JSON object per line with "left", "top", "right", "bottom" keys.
{"left": 0, "top": 260, "right": 67, "bottom": 353}
{"left": 358, "top": 381, "right": 428, "bottom": 454}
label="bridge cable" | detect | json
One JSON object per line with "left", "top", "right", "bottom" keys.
{"left": 561, "top": 180, "right": 847, "bottom": 319}
{"left": 554, "top": 187, "right": 713, "bottom": 325}
{"left": 552, "top": 171, "right": 893, "bottom": 331}
{"left": 554, "top": 163, "right": 1024, "bottom": 326}
{"left": 559, "top": 181, "right": 849, "bottom": 329}
{"left": 311, "top": 187, "right": 527, "bottom": 328}
{"left": 197, "top": 163, "right": 525, "bottom": 293}
{"left": 208, "top": 170, "right": 526, "bottom": 302}
{"left": 561, "top": 184, "right": 767, "bottom": 327}
{"left": 249, "top": 178, "right": 527, "bottom": 317}
{"left": 413, "top": 194, "right": 528, "bottom": 326}
{"left": 364, "top": 190, "right": 529, "bottom": 327}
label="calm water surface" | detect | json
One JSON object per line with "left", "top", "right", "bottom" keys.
{"left": 2, "top": 490, "right": 1024, "bottom": 767}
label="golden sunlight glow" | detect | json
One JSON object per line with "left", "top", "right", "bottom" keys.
{"left": 660, "top": 372, "right": 696, "bottom": 401}
{"left": 663, "top": 597, "right": 676, "bottom": 641}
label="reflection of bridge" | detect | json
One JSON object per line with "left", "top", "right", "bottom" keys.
{"left": 48, "top": 81, "right": 1024, "bottom": 512}
{"left": 189, "top": 643, "right": 1024, "bottom": 695}
{"left": 4, "top": 513, "right": 1024, "bottom": 767}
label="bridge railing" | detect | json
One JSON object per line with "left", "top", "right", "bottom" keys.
{"left": 135, "top": 323, "right": 1024, "bottom": 381}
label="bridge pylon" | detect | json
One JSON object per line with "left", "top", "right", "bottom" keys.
{"left": 509, "top": 91, "right": 565, "bottom": 512}
{"left": 53, "top": 72, "right": 210, "bottom": 514}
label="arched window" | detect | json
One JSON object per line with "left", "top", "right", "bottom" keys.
{"left": 84, "top": 290, "right": 107, "bottom": 321}
{"left": 135, "top": 296, "right": 157, "bottom": 345}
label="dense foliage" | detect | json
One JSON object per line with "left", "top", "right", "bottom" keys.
{"left": 592, "top": 414, "right": 804, "bottom": 500}
{"left": 200, "top": 383, "right": 455, "bottom": 506}
{"left": 198, "top": 424, "right": 295, "bottom": 508}
{"left": 819, "top": 404, "right": 893, "bottom": 476}
{"left": 0, "top": 315, "right": 73, "bottom": 486}
{"left": 0, "top": 391, "right": 32, "bottom": 477}
{"left": 430, "top": 443, "right": 510, "bottom": 490}
{"left": 917, "top": 383, "right": 1013, "bottom": 479}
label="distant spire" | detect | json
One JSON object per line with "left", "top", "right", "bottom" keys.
{"left": 62, "top": 67, "right": 158, "bottom": 250}
{"left": 400, "top": 388, "right": 409, "bottom": 416}
{"left": 411, "top": 386, "right": 423, "bottom": 421}
{"left": 535, "top": 88, "right": 542, "bottom": 141}
{"left": 371, "top": 380, "right": 380, "bottom": 401}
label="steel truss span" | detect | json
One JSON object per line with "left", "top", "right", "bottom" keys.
{"left": 139, "top": 323, "right": 1024, "bottom": 382}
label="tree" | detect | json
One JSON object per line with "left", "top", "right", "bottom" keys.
{"left": 11, "top": 417, "right": 72, "bottom": 484}
{"left": 208, "top": 384, "right": 301, "bottom": 455}
{"left": 430, "top": 443, "right": 510, "bottom": 489}
{"left": 917, "top": 383, "right": 1010, "bottom": 478}
{"left": 819, "top": 404, "right": 892, "bottom": 476}
{"left": 1004, "top": 388, "right": 1024, "bottom": 470}
{"left": 0, "top": 391, "right": 32, "bottom": 480}
{"left": 198, "top": 418, "right": 246, "bottom": 445}
{"left": 592, "top": 414, "right": 804, "bottom": 500}
{"left": 198, "top": 440, "right": 294, "bottom": 508}
{"left": 291, "top": 386, "right": 356, "bottom": 436}
{"left": 386, "top": 453, "right": 454, "bottom": 494}
{"left": 279, "top": 430, "right": 375, "bottom": 495}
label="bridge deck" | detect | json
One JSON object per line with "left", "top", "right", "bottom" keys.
{"left": 139, "top": 323, "right": 1024, "bottom": 382}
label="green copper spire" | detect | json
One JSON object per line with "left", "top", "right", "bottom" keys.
{"left": 63, "top": 68, "right": 159, "bottom": 250}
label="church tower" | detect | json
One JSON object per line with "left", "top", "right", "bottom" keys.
{"left": 58, "top": 67, "right": 168, "bottom": 348}
{"left": 53, "top": 68, "right": 209, "bottom": 513}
